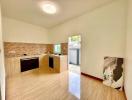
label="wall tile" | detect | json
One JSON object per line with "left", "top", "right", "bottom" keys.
{"left": 4, "top": 42, "right": 68, "bottom": 57}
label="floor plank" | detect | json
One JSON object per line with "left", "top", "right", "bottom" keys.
{"left": 6, "top": 66, "right": 126, "bottom": 100}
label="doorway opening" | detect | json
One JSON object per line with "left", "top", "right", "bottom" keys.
{"left": 68, "top": 35, "right": 81, "bottom": 73}
{"left": 68, "top": 35, "right": 81, "bottom": 99}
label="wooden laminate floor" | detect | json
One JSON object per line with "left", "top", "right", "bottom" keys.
{"left": 6, "top": 66, "right": 126, "bottom": 100}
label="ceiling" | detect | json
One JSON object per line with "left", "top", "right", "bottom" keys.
{"left": 1, "top": 0, "right": 114, "bottom": 28}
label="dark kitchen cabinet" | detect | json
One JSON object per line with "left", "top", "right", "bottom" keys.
{"left": 49, "top": 57, "right": 54, "bottom": 68}
{"left": 20, "top": 57, "right": 39, "bottom": 72}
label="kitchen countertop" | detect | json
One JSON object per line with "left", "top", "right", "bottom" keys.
{"left": 5, "top": 54, "right": 46, "bottom": 58}
{"left": 5, "top": 54, "right": 67, "bottom": 58}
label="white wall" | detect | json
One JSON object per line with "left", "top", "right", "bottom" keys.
{"left": 125, "top": 0, "right": 132, "bottom": 99}
{"left": 1, "top": 0, "right": 129, "bottom": 99}
{"left": 2, "top": 17, "right": 50, "bottom": 44}
{"left": 49, "top": 0, "right": 127, "bottom": 79}
{"left": 0, "top": 4, "right": 5, "bottom": 100}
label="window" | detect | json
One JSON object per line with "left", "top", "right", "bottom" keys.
{"left": 69, "top": 35, "right": 81, "bottom": 43}
{"left": 54, "top": 44, "right": 61, "bottom": 54}
{"left": 71, "top": 35, "right": 81, "bottom": 42}
{"left": 69, "top": 35, "right": 81, "bottom": 45}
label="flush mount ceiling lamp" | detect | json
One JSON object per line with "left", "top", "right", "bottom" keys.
{"left": 38, "top": 1, "right": 58, "bottom": 14}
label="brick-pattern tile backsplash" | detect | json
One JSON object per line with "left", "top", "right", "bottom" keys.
{"left": 61, "top": 43, "right": 68, "bottom": 55}
{"left": 47, "top": 44, "right": 54, "bottom": 54}
{"left": 4, "top": 42, "right": 49, "bottom": 57}
{"left": 4, "top": 42, "right": 68, "bottom": 57}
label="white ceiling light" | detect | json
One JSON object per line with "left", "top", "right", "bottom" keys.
{"left": 38, "top": 1, "right": 58, "bottom": 14}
